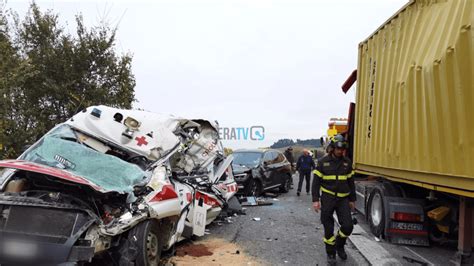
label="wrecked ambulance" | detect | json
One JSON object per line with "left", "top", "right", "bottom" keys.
{"left": 0, "top": 105, "right": 237, "bottom": 264}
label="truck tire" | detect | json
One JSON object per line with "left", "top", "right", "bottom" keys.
{"left": 367, "top": 187, "right": 385, "bottom": 238}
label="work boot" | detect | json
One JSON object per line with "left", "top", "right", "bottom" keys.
{"left": 327, "top": 254, "right": 337, "bottom": 266}
{"left": 335, "top": 235, "right": 348, "bottom": 260}
{"left": 336, "top": 246, "right": 347, "bottom": 260}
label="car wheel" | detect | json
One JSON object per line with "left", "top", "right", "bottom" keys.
{"left": 248, "top": 179, "right": 262, "bottom": 197}
{"left": 279, "top": 175, "right": 291, "bottom": 193}
{"left": 367, "top": 188, "right": 385, "bottom": 238}
{"left": 130, "top": 220, "right": 162, "bottom": 266}
{"left": 112, "top": 220, "right": 162, "bottom": 265}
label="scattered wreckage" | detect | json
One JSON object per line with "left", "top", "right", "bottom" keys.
{"left": 0, "top": 105, "right": 239, "bottom": 265}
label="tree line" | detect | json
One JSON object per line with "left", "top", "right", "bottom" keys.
{"left": 270, "top": 138, "right": 322, "bottom": 149}
{"left": 0, "top": 3, "right": 136, "bottom": 158}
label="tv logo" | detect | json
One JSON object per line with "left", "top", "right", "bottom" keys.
{"left": 250, "top": 126, "right": 265, "bottom": 141}
{"left": 218, "top": 126, "right": 265, "bottom": 141}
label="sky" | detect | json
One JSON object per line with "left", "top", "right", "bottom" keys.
{"left": 6, "top": 0, "right": 408, "bottom": 148}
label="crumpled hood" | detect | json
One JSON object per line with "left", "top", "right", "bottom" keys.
{"left": 0, "top": 160, "right": 106, "bottom": 192}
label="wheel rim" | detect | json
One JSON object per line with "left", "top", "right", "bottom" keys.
{"left": 146, "top": 232, "right": 159, "bottom": 262}
{"left": 285, "top": 178, "right": 291, "bottom": 189}
{"left": 370, "top": 193, "right": 383, "bottom": 226}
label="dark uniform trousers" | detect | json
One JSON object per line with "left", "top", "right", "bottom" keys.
{"left": 298, "top": 170, "right": 311, "bottom": 193}
{"left": 320, "top": 192, "right": 353, "bottom": 254}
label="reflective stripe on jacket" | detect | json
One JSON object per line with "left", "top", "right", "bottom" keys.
{"left": 311, "top": 154, "right": 356, "bottom": 202}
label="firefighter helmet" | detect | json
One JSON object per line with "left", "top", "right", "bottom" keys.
{"left": 331, "top": 134, "right": 347, "bottom": 149}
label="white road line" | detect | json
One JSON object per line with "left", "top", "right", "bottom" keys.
{"left": 349, "top": 225, "right": 401, "bottom": 265}
{"left": 404, "top": 247, "right": 435, "bottom": 266}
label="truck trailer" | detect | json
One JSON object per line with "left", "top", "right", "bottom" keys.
{"left": 340, "top": 0, "right": 474, "bottom": 263}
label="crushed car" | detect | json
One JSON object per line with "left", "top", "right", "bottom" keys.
{"left": 0, "top": 105, "right": 238, "bottom": 265}
{"left": 232, "top": 149, "right": 292, "bottom": 196}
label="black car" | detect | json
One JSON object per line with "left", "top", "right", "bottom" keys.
{"left": 232, "top": 149, "right": 292, "bottom": 196}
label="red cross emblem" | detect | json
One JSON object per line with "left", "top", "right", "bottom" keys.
{"left": 135, "top": 136, "right": 148, "bottom": 146}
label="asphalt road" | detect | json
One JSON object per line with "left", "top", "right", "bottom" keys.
{"left": 204, "top": 175, "right": 369, "bottom": 266}
{"left": 168, "top": 174, "right": 463, "bottom": 266}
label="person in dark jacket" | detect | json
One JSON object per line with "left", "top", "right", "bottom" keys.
{"left": 296, "top": 149, "right": 315, "bottom": 196}
{"left": 284, "top": 147, "right": 295, "bottom": 188}
{"left": 312, "top": 135, "right": 355, "bottom": 265}
{"left": 284, "top": 147, "right": 295, "bottom": 168}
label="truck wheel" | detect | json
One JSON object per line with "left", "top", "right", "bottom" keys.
{"left": 368, "top": 188, "right": 385, "bottom": 237}
{"left": 279, "top": 175, "right": 291, "bottom": 193}
{"left": 132, "top": 220, "right": 162, "bottom": 266}
{"left": 248, "top": 179, "right": 262, "bottom": 197}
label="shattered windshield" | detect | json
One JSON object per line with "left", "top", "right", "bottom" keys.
{"left": 19, "top": 124, "right": 148, "bottom": 194}
{"left": 232, "top": 152, "right": 262, "bottom": 168}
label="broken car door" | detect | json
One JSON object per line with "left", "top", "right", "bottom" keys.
{"left": 261, "top": 151, "right": 278, "bottom": 188}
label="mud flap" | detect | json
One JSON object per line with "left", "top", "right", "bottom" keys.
{"left": 193, "top": 198, "right": 207, "bottom": 236}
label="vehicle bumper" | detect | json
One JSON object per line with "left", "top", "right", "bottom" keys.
{"left": 234, "top": 178, "right": 251, "bottom": 194}
{"left": 0, "top": 198, "right": 98, "bottom": 263}
{"left": 0, "top": 234, "right": 95, "bottom": 264}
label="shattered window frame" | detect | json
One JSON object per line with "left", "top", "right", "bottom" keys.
{"left": 19, "top": 124, "right": 149, "bottom": 194}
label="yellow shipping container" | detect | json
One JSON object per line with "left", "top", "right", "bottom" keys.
{"left": 354, "top": 0, "right": 474, "bottom": 197}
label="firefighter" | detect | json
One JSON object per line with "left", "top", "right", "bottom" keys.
{"left": 312, "top": 135, "right": 355, "bottom": 265}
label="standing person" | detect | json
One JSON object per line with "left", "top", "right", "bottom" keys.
{"left": 284, "top": 147, "right": 295, "bottom": 188}
{"left": 312, "top": 135, "right": 355, "bottom": 265}
{"left": 284, "top": 147, "right": 295, "bottom": 169}
{"left": 296, "top": 149, "right": 315, "bottom": 196}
